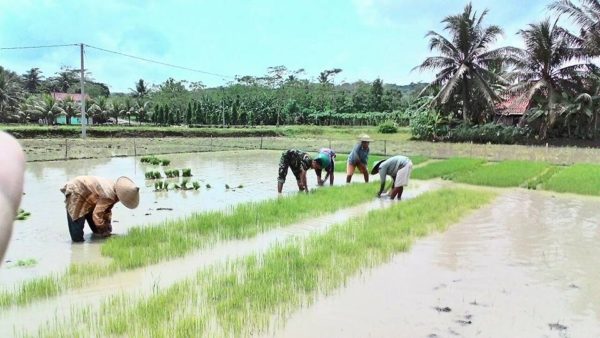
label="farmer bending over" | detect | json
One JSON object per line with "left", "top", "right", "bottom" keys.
{"left": 346, "top": 134, "right": 371, "bottom": 183}
{"left": 371, "top": 155, "right": 413, "bottom": 200}
{"left": 277, "top": 149, "right": 324, "bottom": 193}
{"left": 316, "top": 148, "right": 336, "bottom": 186}
{"left": 61, "top": 176, "right": 139, "bottom": 242}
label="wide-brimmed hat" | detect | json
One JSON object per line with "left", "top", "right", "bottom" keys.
{"left": 370, "top": 159, "right": 386, "bottom": 175}
{"left": 115, "top": 176, "right": 140, "bottom": 209}
{"left": 358, "top": 134, "right": 373, "bottom": 142}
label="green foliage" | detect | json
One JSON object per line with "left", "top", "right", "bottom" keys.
{"left": 181, "top": 168, "right": 192, "bottom": 177}
{"left": 164, "top": 169, "right": 180, "bottom": 178}
{"left": 192, "top": 181, "right": 201, "bottom": 190}
{"left": 447, "top": 123, "right": 531, "bottom": 144}
{"left": 145, "top": 171, "right": 162, "bottom": 180}
{"left": 34, "top": 189, "right": 494, "bottom": 337}
{"left": 412, "top": 158, "right": 485, "bottom": 180}
{"left": 15, "top": 209, "right": 31, "bottom": 221}
{"left": 544, "top": 164, "right": 600, "bottom": 196}
{"left": 378, "top": 121, "right": 398, "bottom": 134}
{"left": 12, "top": 258, "right": 37, "bottom": 268}
{"left": 525, "top": 166, "right": 563, "bottom": 190}
{"left": 451, "top": 160, "right": 550, "bottom": 187}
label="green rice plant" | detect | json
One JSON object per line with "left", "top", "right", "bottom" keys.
{"left": 15, "top": 209, "right": 31, "bottom": 221}
{"left": 140, "top": 156, "right": 156, "bottom": 163}
{"left": 164, "top": 169, "right": 180, "bottom": 178}
{"left": 160, "top": 159, "right": 171, "bottom": 166}
{"left": 2, "top": 183, "right": 380, "bottom": 308}
{"left": 451, "top": 160, "right": 550, "bottom": 187}
{"left": 192, "top": 181, "right": 201, "bottom": 190}
{"left": 12, "top": 258, "right": 37, "bottom": 268}
{"left": 237, "top": 184, "right": 244, "bottom": 189}
{"left": 412, "top": 157, "right": 485, "bottom": 180}
{"left": 206, "top": 184, "right": 211, "bottom": 189}
{"left": 145, "top": 171, "right": 161, "bottom": 180}
{"left": 150, "top": 158, "right": 162, "bottom": 166}
{"left": 225, "top": 184, "right": 231, "bottom": 189}
{"left": 525, "top": 166, "right": 563, "bottom": 190}
{"left": 182, "top": 168, "right": 192, "bottom": 177}
{"left": 544, "top": 164, "right": 600, "bottom": 196}
{"left": 181, "top": 179, "right": 190, "bottom": 190}
{"left": 101, "top": 182, "right": 380, "bottom": 270}
{"left": 35, "top": 189, "right": 494, "bottom": 337}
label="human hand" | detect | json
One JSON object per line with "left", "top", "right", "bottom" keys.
{"left": 0, "top": 132, "right": 26, "bottom": 264}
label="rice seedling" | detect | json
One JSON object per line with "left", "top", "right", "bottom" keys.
{"left": 11, "top": 258, "right": 37, "bottom": 268}
{"left": 412, "top": 157, "right": 485, "bottom": 180}
{"left": 2, "top": 183, "right": 379, "bottom": 308}
{"left": 14, "top": 209, "right": 31, "bottom": 221}
{"left": 192, "top": 181, "right": 201, "bottom": 190}
{"left": 33, "top": 188, "right": 494, "bottom": 337}
{"left": 544, "top": 164, "right": 600, "bottom": 196}
{"left": 160, "top": 159, "right": 171, "bottom": 166}
{"left": 451, "top": 160, "right": 550, "bottom": 187}
{"left": 225, "top": 184, "right": 231, "bottom": 189}
{"left": 141, "top": 155, "right": 171, "bottom": 166}
{"left": 145, "top": 171, "right": 162, "bottom": 180}
{"left": 206, "top": 184, "right": 212, "bottom": 189}
{"left": 165, "top": 169, "right": 181, "bottom": 178}
{"left": 237, "top": 184, "right": 244, "bottom": 189}
{"left": 182, "top": 168, "right": 192, "bottom": 177}
{"left": 525, "top": 166, "right": 563, "bottom": 190}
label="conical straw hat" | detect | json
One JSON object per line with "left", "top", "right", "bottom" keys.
{"left": 358, "top": 134, "right": 373, "bottom": 142}
{"left": 115, "top": 176, "right": 139, "bottom": 209}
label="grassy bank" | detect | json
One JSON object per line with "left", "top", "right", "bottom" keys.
{"left": 412, "top": 158, "right": 485, "bottom": 180}
{"left": 0, "top": 183, "right": 379, "bottom": 308}
{"left": 1, "top": 124, "right": 411, "bottom": 141}
{"left": 452, "top": 160, "right": 550, "bottom": 187}
{"left": 544, "top": 164, "right": 600, "bottom": 196}
{"left": 33, "top": 188, "right": 495, "bottom": 337}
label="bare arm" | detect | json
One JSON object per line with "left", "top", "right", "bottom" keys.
{"left": 300, "top": 169, "right": 308, "bottom": 193}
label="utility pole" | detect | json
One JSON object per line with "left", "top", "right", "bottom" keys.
{"left": 221, "top": 87, "right": 225, "bottom": 127}
{"left": 80, "top": 43, "right": 87, "bottom": 138}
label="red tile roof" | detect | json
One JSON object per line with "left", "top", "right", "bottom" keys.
{"left": 496, "top": 95, "right": 529, "bottom": 116}
{"left": 51, "top": 92, "right": 90, "bottom": 102}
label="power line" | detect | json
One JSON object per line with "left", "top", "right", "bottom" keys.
{"left": 0, "top": 42, "right": 235, "bottom": 81}
{"left": 84, "top": 44, "right": 235, "bottom": 80}
{"left": 0, "top": 43, "right": 79, "bottom": 50}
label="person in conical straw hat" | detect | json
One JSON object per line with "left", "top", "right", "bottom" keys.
{"left": 346, "top": 134, "right": 372, "bottom": 183}
{"left": 61, "top": 176, "right": 139, "bottom": 242}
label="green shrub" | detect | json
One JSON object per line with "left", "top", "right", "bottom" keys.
{"left": 378, "top": 121, "right": 398, "bottom": 134}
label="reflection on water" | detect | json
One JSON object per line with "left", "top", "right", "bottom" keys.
{"left": 271, "top": 190, "right": 600, "bottom": 338}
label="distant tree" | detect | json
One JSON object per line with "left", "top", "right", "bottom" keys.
{"left": 371, "top": 78, "right": 384, "bottom": 111}
{"left": 22, "top": 68, "right": 44, "bottom": 94}
{"left": 0, "top": 67, "right": 24, "bottom": 121}
{"left": 550, "top": 0, "right": 600, "bottom": 56}
{"left": 131, "top": 79, "right": 149, "bottom": 98}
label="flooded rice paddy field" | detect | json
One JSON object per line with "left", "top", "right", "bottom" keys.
{"left": 19, "top": 136, "right": 600, "bottom": 165}
{"left": 2, "top": 149, "right": 600, "bottom": 337}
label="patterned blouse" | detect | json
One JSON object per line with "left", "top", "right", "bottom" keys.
{"left": 60, "top": 176, "right": 118, "bottom": 231}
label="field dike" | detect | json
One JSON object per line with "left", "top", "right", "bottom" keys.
{"left": 27, "top": 188, "right": 495, "bottom": 337}
{"left": 0, "top": 182, "right": 382, "bottom": 309}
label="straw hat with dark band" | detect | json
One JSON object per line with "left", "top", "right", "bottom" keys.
{"left": 115, "top": 176, "right": 140, "bottom": 209}
{"left": 371, "top": 159, "right": 387, "bottom": 175}
{"left": 358, "top": 134, "right": 373, "bottom": 142}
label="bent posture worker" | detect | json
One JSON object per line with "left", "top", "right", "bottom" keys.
{"left": 61, "top": 176, "right": 140, "bottom": 242}
{"left": 371, "top": 155, "right": 413, "bottom": 200}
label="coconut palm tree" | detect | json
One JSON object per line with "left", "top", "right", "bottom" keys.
{"left": 507, "top": 19, "right": 595, "bottom": 139}
{"left": 0, "top": 67, "right": 24, "bottom": 122}
{"left": 21, "top": 68, "right": 44, "bottom": 94}
{"left": 414, "top": 2, "right": 512, "bottom": 123}
{"left": 550, "top": 0, "right": 600, "bottom": 56}
{"left": 28, "top": 94, "right": 66, "bottom": 124}
{"left": 87, "top": 96, "right": 110, "bottom": 124}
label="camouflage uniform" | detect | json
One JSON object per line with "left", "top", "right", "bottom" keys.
{"left": 278, "top": 149, "right": 312, "bottom": 184}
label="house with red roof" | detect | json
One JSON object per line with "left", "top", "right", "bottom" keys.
{"left": 495, "top": 95, "right": 529, "bottom": 125}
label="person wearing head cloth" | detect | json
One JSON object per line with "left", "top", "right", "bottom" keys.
{"left": 316, "top": 148, "right": 336, "bottom": 186}
{"left": 346, "top": 134, "right": 372, "bottom": 183}
{"left": 371, "top": 155, "right": 413, "bottom": 200}
{"left": 60, "top": 176, "right": 140, "bottom": 242}
{"left": 277, "top": 149, "right": 324, "bottom": 193}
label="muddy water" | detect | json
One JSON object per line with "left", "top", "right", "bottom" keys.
{"left": 268, "top": 190, "right": 600, "bottom": 338}
{"left": 1, "top": 179, "right": 442, "bottom": 337}
{"left": 1, "top": 149, "right": 347, "bottom": 287}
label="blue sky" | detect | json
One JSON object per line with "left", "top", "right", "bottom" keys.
{"left": 0, "top": 0, "right": 558, "bottom": 92}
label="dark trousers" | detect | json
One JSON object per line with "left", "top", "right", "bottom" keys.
{"left": 67, "top": 211, "right": 99, "bottom": 242}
